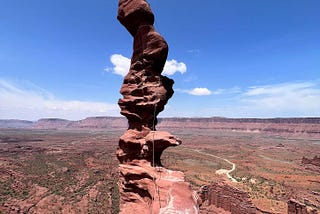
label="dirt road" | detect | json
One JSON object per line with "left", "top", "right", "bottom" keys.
{"left": 193, "top": 149, "right": 237, "bottom": 182}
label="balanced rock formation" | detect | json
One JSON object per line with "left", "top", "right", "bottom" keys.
{"left": 116, "top": 0, "right": 198, "bottom": 213}
{"left": 117, "top": 0, "right": 174, "bottom": 131}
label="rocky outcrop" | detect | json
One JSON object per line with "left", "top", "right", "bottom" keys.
{"left": 302, "top": 156, "right": 320, "bottom": 167}
{"left": 118, "top": 161, "right": 199, "bottom": 214}
{"left": 116, "top": 0, "right": 198, "bottom": 213}
{"left": 302, "top": 156, "right": 320, "bottom": 173}
{"left": 117, "top": 130, "right": 181, "bottom": 166}
{"left": 287, "top": 199, "right": 318, "bottom": 214}
{"left": 200, "top": 184, "right": 320, "bottom": 214}
{"left": 199, "top": 182, "right": 257, "bottom": 214}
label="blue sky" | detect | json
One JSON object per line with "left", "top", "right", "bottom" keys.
{"left": 1, "top": 0, "right": 320, "bottom": 120}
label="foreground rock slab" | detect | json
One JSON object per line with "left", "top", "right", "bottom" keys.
{"left": 119, "top": 161, "right": 198, "bottom": 213}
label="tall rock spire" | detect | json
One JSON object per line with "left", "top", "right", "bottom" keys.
{"left": 117, "top": 0, "right": 173, "bottom": 131}
{"left": 116, "top": 0, "right": 199, "bottom": 213}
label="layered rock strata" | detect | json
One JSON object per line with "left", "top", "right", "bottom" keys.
{"left": 116, "top": 0, "right": 198, "bottom": 213}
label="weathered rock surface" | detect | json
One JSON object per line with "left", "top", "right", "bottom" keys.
{"left": 302, "top": 156, "right": 320, "bottom": 173}
{"left": 118, "top": 161, "right": 199, "bottom": 214}
{"left": 117, "top": 0, "right": 154, "bottom": 36}
{"left": 116, "top": 0, "right": 198, "bottom": 213}
{"left": 288, "top": 199, "right": 318, "bottom": 214}
{"left": 117, "top": 130, "right": 181, "bottom": 166}
{"left": 118, "top": 0, "right": 173, "bottom": 131}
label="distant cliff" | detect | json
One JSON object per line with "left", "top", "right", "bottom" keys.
{"left": 157, "top": 117, "right": 320, "bottom": 136}
{"left": 29, "top": 117, "right": 126, "bottom": 129}
{"left": 32, "top": 118, "right": 70, "bottom": 129}
{"left": 1, "top": 117, "right": 320, "bottom": 136}
{"left": 0, "top": 119, "right": 34, "bottom": 128}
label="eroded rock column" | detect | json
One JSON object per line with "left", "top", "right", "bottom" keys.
{"left": 116, "top": 0, "right": 199, "bottom": 213}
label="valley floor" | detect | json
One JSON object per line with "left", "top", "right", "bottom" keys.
{"left": 0, "top": 128, "right": 319, "bottom": 213}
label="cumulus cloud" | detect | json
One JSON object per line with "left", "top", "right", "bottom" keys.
{"left": 105, "top": 54, "right": 186, "bottom": 76}
{"left": 0, "top": 79, "right": 119, "bottom": 120}
{"left": 162, "top": 59, "right": 187, "bottom": 75}
{"left": 188, "top": 87, "right": 212, "bottom": 96}
{"left": 105, "top": 54, "right": 130, "bottom": 77}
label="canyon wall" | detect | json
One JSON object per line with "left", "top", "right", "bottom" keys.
{"left": 200, "top": 183, "right": 319, "bottom": 214}
{"left": 199, "top": 183, "right": 257, "bottom": 214}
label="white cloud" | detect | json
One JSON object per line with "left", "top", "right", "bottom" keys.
{"left": 244, "top": 82, "right": 317, "bottom": 96}
{"left": 5, "top": 78, "right": 318, "bottom": 120}
{"left": 105, "top": 54, "right": 186, "bottom": 76}
{"left": 178, "top": 87, "right": 240, "bottom": 96}
{"left": 163, "top": 59, "right": 187, "bottom": 75}
{"left": 179, "top": 81, "right": 319, "bottom": 117}
{"left": 170, "top": 81, "right": 320, "bottom": 118}
{"left": 0, "top": 79, "right": 119, "bottom": 120}
{"left": 105, "top": 54, "right": 131, "bottom": 77}
{"left": 239, "top": 81, "right": 320, "bottom": 116}
{"left": 188, "top": 87, "right": 212, "bottom": 96}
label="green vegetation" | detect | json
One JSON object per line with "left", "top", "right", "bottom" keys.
{"left": 111, "top": 179, "right": 120, "bottom": 214}
{"left": 0, "top": 178, "right": 29, "bottom": 204}
{"left": 0, "top": 130, "right": 121, "bottom": 213}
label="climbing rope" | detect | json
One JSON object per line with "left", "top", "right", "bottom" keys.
{"left": 151, "top": 86, "right": 162, "bottom": 212}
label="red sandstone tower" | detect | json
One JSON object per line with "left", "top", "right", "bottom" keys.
{"left": 116, "top": 0, "right": 199, "bottom": 213}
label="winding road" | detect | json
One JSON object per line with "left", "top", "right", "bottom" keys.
{"left": 193, "top": 149, "right": 237, "bottom": 182}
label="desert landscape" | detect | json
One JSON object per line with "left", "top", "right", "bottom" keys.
{"left": 0, "top": 117, "right": 319, "bottom": 213}
{"left": 2, "top": 0, "right": 319, "bottom": 213}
